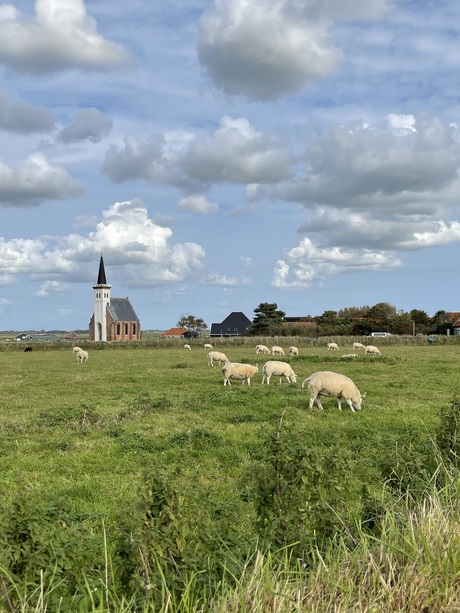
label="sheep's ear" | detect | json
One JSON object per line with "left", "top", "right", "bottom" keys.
{"left": 361, "top": 392, "right": 367, "bottom": 399}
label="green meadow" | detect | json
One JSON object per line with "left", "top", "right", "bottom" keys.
{"left": 1, "top": 339, "right": 460, "bottom": 611}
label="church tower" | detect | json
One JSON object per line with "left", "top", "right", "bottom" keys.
{"left": 92, "top": 254, "right": 111, "bottom": 341}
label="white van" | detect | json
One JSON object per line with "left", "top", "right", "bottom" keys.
{"left": 370, "top": 332, "right": 391, "bottom": 337}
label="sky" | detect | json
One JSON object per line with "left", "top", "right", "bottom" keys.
{"left": 1, "top": 0, "right": 460, "bottom": 331}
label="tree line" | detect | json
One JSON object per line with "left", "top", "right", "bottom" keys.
{"left": 179, "top": 302, "right": 454, "bottom": 337}
{"left": 247, "top": 302, "right": 452, "bottom": 337}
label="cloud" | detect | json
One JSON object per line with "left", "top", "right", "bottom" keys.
{"left": 201, "top": 271, "right": 251, "bottom": 287}
{"left": 57, "top": 108, "right": 113, "bottom": 144}
{"left": 0, "top": 153, "right": 84, "bottom": 207}
{"left": 0, "top": 199, "right": 206, "bottom": 289}
{"left": 0, "top": 0, "right": 131, "bottom": 74}
{"left": 251, "top": 114, "right": 460, "bottom": 216}
{"left": 197, "top": 0, "right": 390, "bottom": 100}
{"left": 34, "top": 280, "right": 69, "bottom": 297}
{"left": 272, "top": 237, "right": 402, "bottom": 289}
{"left": 102, "top": 115, "right": 291, "bottom": 189}
{"left": 0, "top": 93, "right": 55, "bottom": 133}
{"left": 178, "top": 194, "right": 218, "bottom": 214}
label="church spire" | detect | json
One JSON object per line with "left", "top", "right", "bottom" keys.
{"left": 96, "top": 254, "right": 107, "bottom": 286}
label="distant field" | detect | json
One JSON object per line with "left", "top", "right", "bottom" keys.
{"left": 0, "top": 340, "right": 459, "bottom": 608}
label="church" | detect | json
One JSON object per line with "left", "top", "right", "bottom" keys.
{"left": 88, "top": 255, "right": 141, "bottom": 342}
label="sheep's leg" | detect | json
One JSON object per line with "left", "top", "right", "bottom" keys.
{"left": 316, "top": 397, "right": 325, "bottom": 410}
{"left": 346, "top": 399, "right": 355, "bottom": 412}
{"left": 337, "top": 397, "right": 342, "bottom": 411}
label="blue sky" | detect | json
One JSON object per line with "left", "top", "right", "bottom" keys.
{"left": 1, "top": 0, "right": 460, "bottom": 331}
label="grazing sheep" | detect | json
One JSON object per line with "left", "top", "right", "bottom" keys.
{"left": 24, "top": 346, "right": 32, "bottom": 353}
{"left": 302, "top": 371, "right": 365, "bottom": 412}
{"left": 204, "top": 343, "right": 213, "bottom": 350}
{"left": 255, "top": 344, "right": 271, "bottom": 355}
{"left": 352, "top": 342, "right": 365, "bottom": 349}
{"left": 289, "top": 346, "right": 299, "bottom": 356}
{"left": 271, "top": 345, "right": 285, "bottom": 356}
{"left": 184, "top": 344, "right": 191, "bottom": 350}
{"left": 327, "top": 342, "right": 339, "bottom": 351}
{"left": 364, "top": 345, "right": 381, "bottom": 356}
{"left": 262, "top": 361, "right": 297, "bottom": 384}
{"left": 207, "top": 350, "right": 229, "bottom": 366}
{"left": 222, "top": 362, "right": 258, "bottom": 386}
{"left": 72, "top": 346, "right": 82, "bottom": 353}
{"left": 341, "top": 354, "right": 359, "bottom": 359}
{"left": 76, "top": 349, "right": 89, "bottom": 363}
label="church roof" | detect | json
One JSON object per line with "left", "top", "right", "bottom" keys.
{"left": 95, "top": 254, "right": 109, "bottom": 286}
{"left": 107, "top": 298, "right": 140, "bottom": 322}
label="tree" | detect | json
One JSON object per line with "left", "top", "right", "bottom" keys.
{"left": 250, "top": 303, "right": 286, "bottom": 335}
{"left": 177, "top": 314, "right": 208, "bottom": 335}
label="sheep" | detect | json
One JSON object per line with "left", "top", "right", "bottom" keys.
{"left": 327, "top": 342, "right": 339, "bottom": 350}
{"left": 184, "top": 344, "right": 191, "bottom": 350}
{"left": 271, "top": 345, "right": 285, "bottom": 356}
{"left": 255, "top": 344, "right": 271, "bottom": 355}
{"left": 222, "top": 362, "right": 258, "bottom": 386}
{"left": 364, "top": 345, "right": 381, "bottom": 356}
{"left": 24, "top": 346, "right": 32, "bottom": 353}
{"left": 352, "top": 342, "right": 365, "bottom": 349}
{"left": 72, "top": 346, "right": 82, "bottom": 353}
{"left": 204, "top": 343, "right": 213, "bottom": 350}
{"left": 341, "top": 353, "right": 359, "bottom": 359}
{"left": 207, "top": 350, "right": 229, "bottom": 366}
{"left": 262, "top": 361, "right": 297, "bottom": 384}
{"left": 302, "top": 371, "right": 365, "bottom": 412}
{"left": 289, "top": 346, "right": 299, "bottom": 356}
{"left": 76, "top": 349, "right": 89, "bottom": 363}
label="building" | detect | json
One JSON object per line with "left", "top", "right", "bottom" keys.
{"left": 210, "top": 312, "right": 252, "bottom": 337}
{"left": 160, "top": 327, "right": 189, "bottom": 339}
{"left": 89, "top": 255, "right": 141, "bottom": 341}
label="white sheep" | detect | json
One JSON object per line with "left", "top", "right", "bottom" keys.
{"left": 341, "top": 353, "right": 359, "bottom": 359}
{"left": 204, "top": 343, "right": 213, "bottom": 350}
{"left": 271, "top": 345, "right": 285, "bottom": 356}
{"left": 364, "top": 345, "right": 381, "bottom": 356}
{"left": 207, "top": 350, "right": 229, "bottom": 366}
{"left": 302, "top": 371, "right": 365, "bottom": 412}
{"left": 352, "top": 342, "right": 365, "bottom": 349}
{"left": 222, "top": 362, "right": 259, "bottom": 386}
{"left": 72, "top": 346, "right": 82, "bottom": 353}
{"left": 255, "top": 344, "right": 271, "bottom": 355}
{"left": 327, "top": 342, "right": 339, "bottom": 351}
{"left": 76, "top": 349, "right": 89, "bottom": 363}
{"left": 184, "top": 344, "right": 191, "bottom": 350}
{"left": 289, "top": 346, "right": 299, "bottom": 356}
{"left": 262, "top": 361, "right": 297, "bottom": 384}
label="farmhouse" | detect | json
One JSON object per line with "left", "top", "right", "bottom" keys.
{"left": 88, "top": 255, "right": 141, "bottom": 342}
{"left": 210, "top": 312, "right": 252, "bottom": 337}
{"left": 160, "top": 328, "right": 189, "bottom": 339}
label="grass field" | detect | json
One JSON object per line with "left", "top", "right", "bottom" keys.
{"left": 1, "top": 339, "right": 460, "bottom": 610}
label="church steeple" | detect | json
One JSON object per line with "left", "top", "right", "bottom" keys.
{"left": 96, "top": 254, "right": 107, "bottom": 285}
{"left": 92, "top": 254, "right": 111, "bottom": 342}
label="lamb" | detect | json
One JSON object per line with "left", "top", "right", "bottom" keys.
{"left": 302, "top": 371, "right": 365, "bottom": 412}
{"left": 204, "top": 343, "right": 213, "bottom": 350}
{"left": 207, "top": 350, "right": 229, "bottom": 366}
{"left": 352, "top": 342, "right": 365, "bottom": 349}
{"left": 76, "top": 349, "right": 89, "bottom": 363}
{"left": 364, "top": 345, "right": 381, "bottom": 356}
{"left": 72, "top": 346, "right": 82, "bottom": 353}
{"left": 271, "top": 345, "right": 285, "bottom": 356}
{"left": 289, "top": 346, "right": 299, "bottom": 356}
{"left": 262, "top": 360, "right": 297, "bottom": 384}
{"left": 255, "top": 344, "right": 271, "bottom": 355}
{"left": 327, "top": 342, "right": 339, "bottom": 350}
{"left": 184, "top": 344, "right": 191, "bottom": 350}
{"left": 222, "top": 362, "right": 258, "bottom": 386}
{"left": 341, "top": 353, "right": 359, "bottom": 358}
